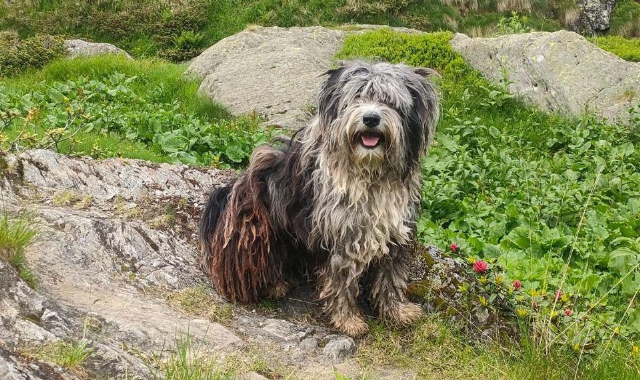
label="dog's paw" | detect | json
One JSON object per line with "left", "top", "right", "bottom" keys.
{"left": 266, "top": 280, "right": 290, "bottom": 299}
{"left": 383, "top": 302, "right": 424, "bottom": 326}
{"left": 333, "top": 314, "right": 369, "bottom": 337}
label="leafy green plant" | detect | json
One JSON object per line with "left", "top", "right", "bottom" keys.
{"left": 496, "top": 11, "right": 532, "bottom": 34}
{"left": 0, "top": 57, "right": 274, "bottom": 168}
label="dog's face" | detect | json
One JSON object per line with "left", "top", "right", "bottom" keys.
{"left": 316, "top": 61, "right": 439, "bottom": 173}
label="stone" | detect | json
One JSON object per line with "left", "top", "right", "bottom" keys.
{"left": 186, "top": 26, "right": 348, "bottom": 130}
{"left": 450, "top": 30, "right": 640, "bottom": 124}
{"left": 186, "top": 25, "right": 424, "bottom": 130}
{"left": 322, "top": 336, "right": 356, "bottom": 361}
{"left": 299, "top": 337, "right": 318, "bottom": 351}
{"left": 236, "top": 372, "right": 270, "bottom": 380}
{"left": 64, "top": 39, "right": 132, "bottom": 59}
{"left": 572, "top": 0, "right": 616, "bottom": 34}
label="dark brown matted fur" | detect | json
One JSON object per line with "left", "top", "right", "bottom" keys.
{"left": 200, "top": 61, "right": 439, "bottom": 336}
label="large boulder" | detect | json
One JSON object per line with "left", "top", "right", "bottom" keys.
{"left": 573, "top": 0, "right": 616, "bottom": 34}
{"left": 451, "top": 30, "right": 640, "bottom": 123}
{"left": 186, "top": 26, "right": 348, "bottom": 130}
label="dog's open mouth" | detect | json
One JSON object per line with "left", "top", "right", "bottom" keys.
{"left": 358, "top": 132, "right": 384, "bottom": 149}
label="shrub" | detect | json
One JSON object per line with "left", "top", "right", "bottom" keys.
{"left": 0, "top": 33, "right": 65, "bottom": 77}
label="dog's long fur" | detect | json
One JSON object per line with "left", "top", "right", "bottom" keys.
{"left": 200, "top": 61, "right": 439, "bottom": 336}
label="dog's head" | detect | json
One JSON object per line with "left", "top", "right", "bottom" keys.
{"left": 315, "top": 61, "right": 439, "bottom": 173}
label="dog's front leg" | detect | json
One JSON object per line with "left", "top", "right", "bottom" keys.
{"left": 318, "top": 254, "right": 369, "bottom": 337}
{"left": 370, "top": 246, "right": 423, "bottom": 327}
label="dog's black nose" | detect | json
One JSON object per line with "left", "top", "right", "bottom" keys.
{"left": 363, "top": 112, "right": 381, "bottom": 128}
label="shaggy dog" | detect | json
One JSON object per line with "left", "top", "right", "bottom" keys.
{"left": 200, "top": 61, "right": 439, "bottom": 337}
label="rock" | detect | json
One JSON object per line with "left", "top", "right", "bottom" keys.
{"left": 3, "top": 149, "right": 413, "bottom": 379}
{"left": 572, "top": 0, "right": 616, "bottom": 34}
{"left": 450, "top": 31, "right": 640, "bottom": 123}
{"left": 236, "top": 372, "right": 270, "bottom": 380}
{"left": 322, "top": 336, "right": 356, "bottom": 362}
{"left": 64, "top": 39, "right": 131, "bottom": 59}
{"left": 186, "top": 25, "right": 425, "bottom": 130}
{"left": 299, "top": 337, "right": 318, "bottom": 351}
{"left": 186, "top": 26, "right": 348, "bottom": 130}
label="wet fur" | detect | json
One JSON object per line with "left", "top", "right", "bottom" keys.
{"left": 200, "top": 61, "right": 439, "bottom": 336}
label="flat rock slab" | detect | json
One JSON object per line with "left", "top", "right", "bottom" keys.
{"left": 1, "top": 149, "right": 404, "bottom": 379}
{"left": 450, "top": 30, "right": 640, "bottom": 123}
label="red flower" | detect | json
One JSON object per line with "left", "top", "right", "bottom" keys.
{"left": 473, "top": 260, "right": 488, "bottom": 273}
{"left": 565, "top": 309, "right": 572, "bottom": 317}
{"left": 450, "top": 243, "right": 459, "bottom": 253}
{"left": 513, "top": 279, "right": 522, "bottom": 291}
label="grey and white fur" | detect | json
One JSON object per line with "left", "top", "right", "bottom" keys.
{"left": 200, "top": 61, "right": 439, "bottom": 337}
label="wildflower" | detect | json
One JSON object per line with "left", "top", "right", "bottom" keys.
{"left": 495, "top": 274, "right": 504, "bottom": 285}
{"left": 450, "top": 243, "right": 459, "bottom": 253}
{"left": 478, "top": 296, "right": 488, "bottom": 307}
{"left": 555, "top": 289, "right": 563, "bottom": 301}
{"left": 516, "top": 307, "right": 528, "bottom": 318}
{"left": 467, "top": 256, "right": 476, "bottom": 264}
{"left": 479, "top": 276, "right": 488, "bottom": 285}
{"left": 564, "top": 309, "right": 572, "bottom": 317}
{"left": 473, "top": 260, "right": 488, "bottom": 273}
{"left": 458, "top": 283, "right": 468, "bottom": 293}
{"left": 513, "top": 279, "right": 522, "bottom": 291}
{"left": 561, "top": 293, "right": 569, "bottom": 303}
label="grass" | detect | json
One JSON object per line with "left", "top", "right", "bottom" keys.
{"left": 158, "top": 335, "right": 230, "bottom": 380}
{"left": 166, "top": 286, "right": 234, "bottom": 323}
{"left": 0, "top": 211, "right": 37, "bottom": 288}
{"left": 21, "top": 339, "right": 93, "bottom": 376}
{"left": 356, "top": 319, "right": 640, "bottom": 380}
{"left": 589, "top": 35, "right": 640, "bottom": 62}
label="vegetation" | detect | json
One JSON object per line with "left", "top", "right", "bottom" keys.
{"left": 0, "top": 55, "right": 273, "bottom": 168}
{"left": 22, "top": 339, "right": 93, "bottom": 376}
{"left": 590, "top": 35, "right": 640, "bottom": 62}
{"left": 338, "top": 29, "right": 640, "bottom": 377}
{"left": 0, "top": 0, "right": 636, "bottom": 66}
{"left": 0, "top": 212, "right": 37, "bottom": 288}
{"left": 158, "top": 336, "right": 231, "bottom": 380}
{"left": 166, "top": 286, "right": 234, "bottom": 323}
{"left": 0, "top": 31, "right": 65, "bottom": 76}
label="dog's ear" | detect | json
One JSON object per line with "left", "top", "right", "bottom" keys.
{"left": 413, "top": 67, "right": 441, "bottom": 79}
{"left": 317, "top": 65, "right": 346, "bottom": 127}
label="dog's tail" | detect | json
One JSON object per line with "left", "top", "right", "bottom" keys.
{"left": 199, "top": 185, "right": 232, "bottom": 272}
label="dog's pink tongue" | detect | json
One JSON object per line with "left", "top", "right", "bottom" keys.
{"left": 361, "top": 135, "right": 380, "bottom": 147}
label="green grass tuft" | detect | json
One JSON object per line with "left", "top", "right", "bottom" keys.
{"left": 158, "top": 335, "right": 231, "bottom": 380}
{"left": 0, "top": 212, "right": 37, "bottom": 288}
